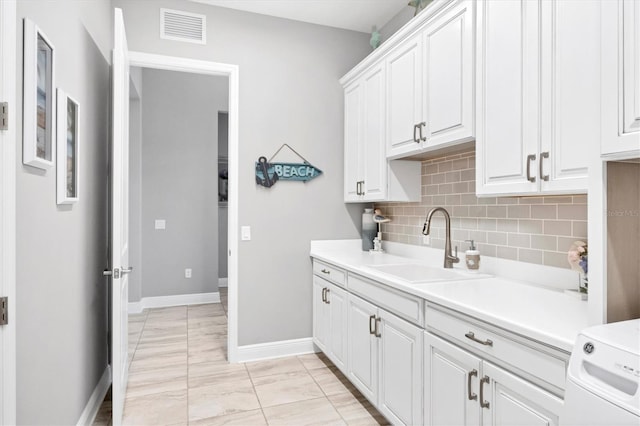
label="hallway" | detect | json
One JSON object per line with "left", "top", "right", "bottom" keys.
{"left": 94, "top": 289, "right": 387, "bottom": 425}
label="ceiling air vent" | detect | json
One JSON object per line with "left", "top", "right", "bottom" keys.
{"left": 160, "top": 8, "right": 206, "bottom": 45}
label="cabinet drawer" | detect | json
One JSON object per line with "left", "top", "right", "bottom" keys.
{"left": 313, "top": 260, "right": 346, "bottom": 288}
{"left": 426, "top": 305, "right": 568, "bottom": 391}
{"left": 348, "top": 273, "right": 424, "bottom": 327}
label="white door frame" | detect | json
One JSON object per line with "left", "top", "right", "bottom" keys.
{"left": 0, "top": 0, "right": 17, "bottom": 424}
{"left": 127, "top": 51, "right": 240, "bottom": 362}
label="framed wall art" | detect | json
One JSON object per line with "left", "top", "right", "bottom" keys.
{"left": 23, "top": 18, "right": 55, "bottom": 169}
{"left": 56, "top": 89, "right": 79, "bottom": 204}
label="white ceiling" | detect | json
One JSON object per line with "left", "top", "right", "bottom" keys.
{"left": 189, "top": 0, "right": 409, "bottom": 33}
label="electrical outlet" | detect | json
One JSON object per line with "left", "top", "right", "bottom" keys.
{"left": 185, "top": 268, "right": 192, "bottom": 278}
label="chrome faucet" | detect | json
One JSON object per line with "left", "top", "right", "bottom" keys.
{"left": 422, "top": 207, "right": 460, "bottom": 269}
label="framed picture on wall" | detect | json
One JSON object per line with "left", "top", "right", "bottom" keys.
{"left": 23, "top": 18, "right": 55, "bottom": 170}
{"left": 56, "top": 89, "right": 79, "bottom": 204}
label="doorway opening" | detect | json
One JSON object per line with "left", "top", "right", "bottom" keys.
{"left": 126, "top": 52, "right": 240, "bottom": 364}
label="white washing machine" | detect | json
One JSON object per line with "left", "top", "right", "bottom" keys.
{"left": 561, "top": 319, "right": 640, "bottom": 426}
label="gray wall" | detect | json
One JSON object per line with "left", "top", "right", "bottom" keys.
{"left": 16, "top": 1, "right": 111, "bottom": 424}
{"left": 138, "top": 68, "right": 228, "bottom": 298}
{"left": 114, "top": 0, "right": 369, "bottom": 345}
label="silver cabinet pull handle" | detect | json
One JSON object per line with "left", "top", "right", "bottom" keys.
{"left": 540, "top": 151, "right": 549, "bottom": 181}
{"left": 465, "top": 331, "right": 493, "bottom": 346}
{"left": 419, "top": 121, "right": 426, "bottom": 142}
{"left": 374, "top": 317, "right": 382, "bottom": 338}
{"left": 325, "top": 288, "right": 330, "bottom": 304}
{"left": 413, "top": 124, "right": 420, "bottom": 143}
{"left": 321, "top": 288, "right": 326, "bottom": 303}
{"left": 369, "top": 315, "right": 376, "bottom": 335}
{"left": 360, "top": 181, "right": 365, "bottom": 195}
{"left": 480, "top": 375, "right": 490, "bottom": 409}
{"left": 321, "top": 269, "right": 330, "bottom": 274}
{"left": 468, "top": 369, "right": 478, "bottom": 401}
{"left": 526, "top": 154, "right": 536, "bottom": 182}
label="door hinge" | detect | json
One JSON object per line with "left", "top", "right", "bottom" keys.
{"left": 0, "top": 102, "right": 8, "bottom": 130}
{"left": 0, "top": 297, "right": 8, "bottom": 325}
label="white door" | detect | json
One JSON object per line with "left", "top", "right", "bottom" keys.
{"left": 361, "top": 63, "right": 386, "bottom": 201}
{"left": 327, "top": 283, "right": 348, "bottom": 373}
{"left": 347, "top": 294, "right": 378, "bottom": 403}
{"left": 312, "top": 276, "right": 329, "bottom": 352}
{"left": 601, "top": 0, "right": 640, "bottom": 157}
{"left": 481, "top": 362, "right": 562, "bottom": 426}
{"left": 110, "top": 8, "right": 131, "bottom": 425}
{"left": 539, "top": 0, "right": 597, "bottom": 193}
{"left": 344, "top": 82, "right": 362, "bottom": 202}
{"left": 0, "top": 1, "right": 16, "bottom": 424}
{"left": 424, "top": 332, "right": 481, "bottom": 426}
{"left": 423, "top": 0, "right": 474, "bottom": 148}
{"left": 377, "top": 310, "right": 423, "bottom": 426}
{"left": 476, "top": 0, "right": 540, "bottom": 196}
{"left": 386, "top": 34, "right": 423, "bottom": 159}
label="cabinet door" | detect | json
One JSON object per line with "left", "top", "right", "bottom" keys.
{"left": 386, "top": 34, "right": 424, "bottom": 159}
{"left": 361, "top": 63, "right": 387, "bottom": 201}
{"left": 423, "top": 0, "right": 475, "bottom": 149}
{"left": 378, "top": 310, "right": 423, "bottom": 426}
{"left": 481, "top": 362, "right": 562, "bottom": 426}
{"left": 476, "top": 0, "right": 540, "bottom": 196}
{"left": 425, "top": 332, "right": 481, "bottom": 426}
{"left": 347, "top": 294, "right": 378, "bottom": 403}
{"left": 602, "top": 0, "right": 640, "bottom": 158}
{"left": 312, "top": 276, "right": 329, "bottom": 351}
{"left": 622, "top": 0, "right": 640, "bottom": 137}
{"left": 539, "top": 0, "right": 598, "bottom": 193}
{"left": 327, "top": 283, "right": 348, "bottom": 374}
{"left": 344, "top": 82, "right": 362, "bottom": 202}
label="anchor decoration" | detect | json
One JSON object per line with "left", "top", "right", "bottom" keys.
{"left": 255, "top": 144, "right": 323, "bottom": 188}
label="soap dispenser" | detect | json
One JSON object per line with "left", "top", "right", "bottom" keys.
{"left": 464, "top": 240, "right": 480, "bottom": 271}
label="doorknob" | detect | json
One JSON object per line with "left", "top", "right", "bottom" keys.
{"left": 121, "top": 267, "right": 134, "bottom": 275}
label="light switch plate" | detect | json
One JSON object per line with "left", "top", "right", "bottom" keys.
{"left": 241, "top": 226, "right": 251, "bottom": 241}
{"left": 155, "top": 219, "right": 166, "bottom": 230}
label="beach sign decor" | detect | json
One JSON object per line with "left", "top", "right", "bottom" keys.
{"left": 255, "top": 144, "right": 323, "bottom": 188}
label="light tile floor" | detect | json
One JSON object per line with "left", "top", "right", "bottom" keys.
{"left": 94, "top": 288, "right": 387, "bottom": 426}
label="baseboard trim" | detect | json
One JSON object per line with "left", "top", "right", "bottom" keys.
{"left": 218, "top": 277, "right": 228, "bottom": 288}
{"left": 236, "top": 337, "right": 317, "bottom": 363}
{"left": 76, "top": 366, "right": 111, "bottom": 426}
{"left": 128, "top": 292, "right": 220, "bottom": 314}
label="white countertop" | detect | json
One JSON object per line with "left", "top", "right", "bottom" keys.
{"left": 310, "top": 239, "right": 589, "bottom": 353}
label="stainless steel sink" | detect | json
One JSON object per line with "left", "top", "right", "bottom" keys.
{"left": 366, "top": 263, "right": 490, "bottom": 283}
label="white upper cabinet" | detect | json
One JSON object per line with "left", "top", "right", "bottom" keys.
{"left": 477, "top": 0, "right": 598, "bottom": 196}
{"left": 539, "top": 0, "right": 598, "bottom": 193}
{"left": 476, "top": 0, "right": 540, "bottom": 196}
{"left": 602, "top": 0, "right": 640, "bottom": 159}
{"left": 387, "top": 0, "right": 475, "bottom": 159}
{"left": 423, "top": 0, "right": 475, "bottom": 148}
{"left": 343, "top": 64, "right": 421, "bottom": 203}
{"left": 362, "top": 64, "right": 387, "bottom": 200}
{"left": 387, "top": 34, "right": 424, "bottom": 157}
{"left": 344, "top": 82, "right": 362, "bottom": 202}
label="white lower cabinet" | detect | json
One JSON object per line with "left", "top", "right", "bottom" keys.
{"left": 312, "top": 275, "right": 348, "bottom": 373}
{"left": 347, "top": 293, "right": 423, "bottom": 426}
{"left": 425, "top": 332, "right": 563, "bottom": 426}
